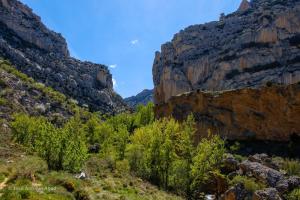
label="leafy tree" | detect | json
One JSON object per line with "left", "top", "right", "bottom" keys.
{"left": 134, "top": 102, "right": 155, "bottom": 127}
{"left": 190, "top": 132, "right": 225, "bottom": 193}
{"left": 61, "top": 116, "right": 88, "bottom": 172}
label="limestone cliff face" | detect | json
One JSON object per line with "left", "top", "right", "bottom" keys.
{"left": 155, "top": 83, "right": 300, "bottom": 142}
{"left": 153, "top": 0, "right": 300, "bottom": 104}
{"left": 0, "top": 0, "right": 127, "bottom": 114}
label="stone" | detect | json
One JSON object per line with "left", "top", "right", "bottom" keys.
{"left": 155, "top": 83, "right": 300, "bottom": 141}
{"left": 224, "top": 183, "right": 249, "bottom": 200}
{"left": 222, "top": 154, "right": 239, "bottom": 174}
{"left": 253, "top": 188, "right": 282, "bottom": 200}
{"left": 248, "top": 154, "right": 280, "bottom": 170}
{"left": 239, "top": 160, "right": 284, "bottom": 187}
{"left": 153, "top": 0, "right": 300, "bottom": 105}
{"left": 276, "top": 176, "right": 300, "bottom": 194}
{"left": 0, "top": 0, "right": 128, "bottom": 114}
{"left": 238, "top": 0, "right": 251, "bottom": 12}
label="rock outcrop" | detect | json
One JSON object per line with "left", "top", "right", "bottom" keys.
{"left": 0, "top": 0, "right": 127, "bottom": 114}
{"left": 155, "top": 83, "right": 300, "bottom": 141}
{"left": 153, "top": 0, "right": 300, "bottom": 105}
{"left": 124, "top": 89, "right": 153, "bottom": 108}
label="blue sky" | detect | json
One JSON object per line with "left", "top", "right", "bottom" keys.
{"left": 20, "top": 0, "right": 240, "bottom": 98}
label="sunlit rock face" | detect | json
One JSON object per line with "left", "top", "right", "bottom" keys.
{"left": 153, "top": 0, "right": 300, "bottom": 105}
{"left": 0, "top": 0, "right": 127, "bottom": 114}
{"left": 155, "top": 83, "right": 300, "bottom": 142}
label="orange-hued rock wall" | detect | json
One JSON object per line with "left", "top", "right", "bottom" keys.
{"left": 155, "top": 83, "right": 300, "bottom": 142}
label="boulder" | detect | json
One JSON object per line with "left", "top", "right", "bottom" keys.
{"left": 224, "top": 183, "right": 249, "bottom": 200}
{"left": 248, "top": 154, "right": 280, "bottom": 170}
{"left": 276, "top": 176, "right": 300, "bottom": 194}
{"left": 253, "top": 188, "right": 282, "bottom": 200}
{"left": 222, "top": 154, "right": 239, "bottom": 173}
{"left": 239, "top": 160, "right": 284, "bottom": 187}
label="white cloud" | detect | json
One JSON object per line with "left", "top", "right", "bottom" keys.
{"left": 112, "top": 78, "right": 117, "bottom": 88}
{"left": 109, "top": 64, "right": 117, "bottom": 69}
{"left": 131, "top": 39, "right": 139, "bottom": 45}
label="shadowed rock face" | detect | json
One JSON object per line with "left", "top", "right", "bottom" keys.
{"left": 0, "top": 0, "right": 127, "bottom": 114}
{"left": 155, "top": 83, "right": 300, "bottom": 141}
{"left": 153, "top": 0, "right": 300, "bottom": 104}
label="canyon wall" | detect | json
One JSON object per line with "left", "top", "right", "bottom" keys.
{"left": 155, "top": 83, "right": 300, "bottom": 142}
{"left": 153, "top": 0, "right": 300, "bottom": 105}
{"left": 0, "top": 0, "right": 127, "bottom": 114}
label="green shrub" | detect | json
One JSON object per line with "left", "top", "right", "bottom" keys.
{"left": 116, "top": 160, "right": 130, "bottom": 174}
{"left": 286, "top": 188, "right": 300, "bottom": 200}
{"left": 0, "top": 97, "right": 7, "bottom": 106}
{"left": 11, "top": 156, "right": 48, "bottom": 181}
{"left": 281, "top": 159, "right": 300, "bottom": 176}
{"left": 230, "top": 175, "right": 265, "bottom": 193}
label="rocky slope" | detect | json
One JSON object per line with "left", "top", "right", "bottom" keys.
{"left": 0, "top": 0, "right": 127, "bottom": 114}
{"left": 155, "top": 83, "right": 300, "bottom": 142}
{"left": 124, "top": 89, "right": 153, "bottom": 108}
{"left": 153, "top": 0, "right": 300, "bottom": 105}
{"left": 0, "top": 59, "right": 81, "bottom": 124}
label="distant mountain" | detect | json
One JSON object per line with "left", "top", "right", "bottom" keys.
{"left": 0, "top": 0, "right": 128, "bottom": 114}
{"left": 125, "top": 89, "right": 153, "bottom": 108}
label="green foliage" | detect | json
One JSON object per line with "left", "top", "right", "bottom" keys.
{"left": 11, "top": 114, "right": 88, "bottom": 172}
{"left": 134, "top": 102, "right": 155, "bottom": 127}
{"left": 230, "top": 175, "right": 266, "bottom": 193}
{"left": 191, "top": 132, "right": 225, "bottom": 192}
{"left": 0, "top": 97, "right": 8, "bottom": 106}
{"left": 286, "top": 188, "right": 300, "bottom": 200}
{"left": 61, "top": 116, "right": 88, "bottom": 172}
{"left": 281, "top": 159, "right": 300, "bottom": 176}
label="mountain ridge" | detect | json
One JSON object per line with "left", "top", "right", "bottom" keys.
{"left": 0, "top": 0, "right": 128, "bottom": 114}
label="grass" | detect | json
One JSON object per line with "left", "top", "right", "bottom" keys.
{"left": 286, "top": 188, "right": 300, "bottom": 200}
{"left": 282, "top": 159, "right": 300, "bottom": 176}
{"left": 0, "top": 154, "right": 182, "bottom": 200}
{"left": 273, "top": 157, "right": 300, "bottom": 176}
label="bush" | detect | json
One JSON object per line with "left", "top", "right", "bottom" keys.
{"left": 281, "top": 159, "right": 300, "bottom": 176}
{"left": 0, "top": 97, "right": 7, "bottom": 106}
{"left": 230, "top": 175, "right": 265, "bottom": 193}
{"left": 11, "top": 156, "right": 48, "bottom": 181}
{"left": 287, "top": 188, "right": 300, "bottom": 200}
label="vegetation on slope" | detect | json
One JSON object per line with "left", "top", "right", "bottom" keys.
{"left": 0, "top": 60, "right": 299, "bottom": 200}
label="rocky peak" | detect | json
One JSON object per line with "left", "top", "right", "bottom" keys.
{"left": 0, "top": 0, "right": 128, "bottom": 114}
{"left": 238, "top": 0, "right": 251, "bottom": 11}
{"left": 153, "top": 0, "right": 300, "bottom": 104}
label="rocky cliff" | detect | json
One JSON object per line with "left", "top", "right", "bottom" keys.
{"left": 0, "top": 0, "right": 127, "bottom": 114}
{"left": 155, "top": 83, "right": 300, "bottom": 142}
{"left": 153, "top": 0, "right": 300, "bottom": 104}
{"left": 124, "top": 89, "right": 153, "bottom": 108}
